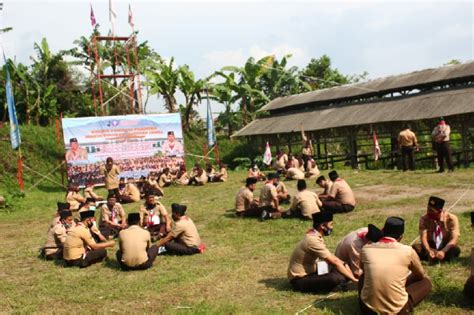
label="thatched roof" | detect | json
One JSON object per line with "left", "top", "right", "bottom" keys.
{"left": 260, "top": 61, "right": 474, "bottom": 112}
{"left": 233, "top": 87, "right": 474, "bottom": 137}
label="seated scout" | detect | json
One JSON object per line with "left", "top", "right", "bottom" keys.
{"left": 50, "top": 202, "right": 70, "bottom": 229}
{"left": 305, "top": 157, "right": 320, "bottom": 179}
{"left": 287, "top": 212, "right": 358, "bottom": 293}
{"left": 66, "top": 184, "right": 86, "bottom": 211}
{"left": 316, "top": 175, "right": 333, "bottom": 200}
{"left": 359, "top": 217, "right": 432, "bottom": 315}
{"left": 146, "top": 173, "right": 165, "bottom": 197}
{"left": 63, "top": 210, "right": 115, "bottom": 268}
{"left": 77, "top": 198, "right": 107, "bottom": 243}
{"left": 285, "top": 167, "right": 305, "bottom": 180}
{"left": 321, "top": 171, "right": 356, "bottom": 213}
{"left": 259, "top": 173, "right": 285, "bottom": 220}
{"left": 42, "top": 210, "right": 75, "bottom": 260}
{"left": 84, "top": 182, "right": 103, "bottom": 201}
{"left": 247, "top": 165, "right": 265, "bottom": 181}
{"left": 158, "top": 168, "right": 173, "bottom": 187}
{"left": 116, "top": 213, "right": 159, "bottom": 271}
{"left": 139, "top": 194, "right": 172, "bottom": 239}
{"left": 464, "top": 248, "right": 474, "bottom": 300}
{"left": 188, "top": 163, "right": 208, "bottom": 186}
{"left": 205, "top": 164, "right": 216, "bottom": 182}
{"left": 413, "top": 196, "right": 461, "bottom": 262}
{"left": 156, "top": 203, "right": 205, "bottom": 255}
{"left": 275, "top": 149, "right": 288, "bottom": 173}
{"left": 99, "top": 194, "right": 127, "bottom": 239}
{"left": 120, "top": 178, "right": 141, "bottom": 204}
{"left": 286, "top": 179, "right": 322, "bottom": 220}
{"left": 335, "top": 225, "right": 383, "bottom": 279}
{"left": 213, "top": 163, "right": 228, "bottom": 182}
{"left": 174, "top": 165, "right": 190, "bottom": 185}
{"left": 275, "top": 175, "right": 290, "bottom": 204}
{"left": 235, "top": 177, "right": 260, "bottom": 217}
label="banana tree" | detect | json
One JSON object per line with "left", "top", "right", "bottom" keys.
{"left": 145, "top": 57, "right": 179, "bottom": 113}
{"left": 177, "top": 65, "right": 207, "bottom": 131}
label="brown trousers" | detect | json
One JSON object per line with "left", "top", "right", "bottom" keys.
{"left": 412, "top": 243, "right": 461, "bottom": 261}
{"left": 435, "top": 141, "right": 453, "bottom": 172}
{"left": 65, "top": 249, "right": 108, "bottom": 268}
{"left": 116, "top": 245, "right": 159, "bottom": 271}
{"left": 358, "top": 273, "right": 432, "bottom": 314}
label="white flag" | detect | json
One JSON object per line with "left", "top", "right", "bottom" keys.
{"left": 109, "top": 0, "right": 117, "bottom": 35}
{"left": 263, "top": 142, "right": 272, "bottom": 166}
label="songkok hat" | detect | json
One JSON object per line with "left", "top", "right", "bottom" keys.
{"left": 328, "top": 170, "right": 339, "bottom": 181}
{"left": 69, "top": 138, "right": 78, "bottom": 143}
{"left": 168, "top": 131, "right": 174, "bottom": 135}
{"left": 428, "top": 196, "right": 445, "bottom": 210}
{"left": 383, "top": 216, "right": 405, "bottom": 238}
{"left": 59, "top": 210, "right": 73, "bottom": 220}
{"left": 366, "top": 224, "right": 383, "bottom": 243}
{"left": 267, "top": 173, "right": 278, "bottom": 180}
{"left": 57, "top": 202, "right": 70, "bottom": 211}
{"left": 80, "top": 210, "right": 96, "bottom": 221}
{"left": 127, "top": 212, "right": 140, "bottom": 224}
{"left": 246, "top": 177, "right": 258, "bottom": 186}
{"left": 297, "top": 179, "right": 307, "bottom": 190}
{"left": 312, "top": 212, "right": 333, "bottom": 226}
{"left": 172, "top": 203, "right": 187, "bottom": 216}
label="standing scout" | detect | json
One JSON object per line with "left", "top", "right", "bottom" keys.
{"left": 156, "top": 203, "right": 204, "bottom": 255}
{"left": 101, "top": 157, "right": 121, "bottom": 198}
{"left": 287, "top": 212, "right": 358, "bottom": 293}
{"left": 413, "top": 196, "right": 461, "bottom": 262}
{"left": 42, "top": 210, "right": 75, "bottom": 260}
{"left": 321, "top": 171, "right": 356, "bottom": 213}
{"left": 397, "top": 125, "right": 418, "bottom": 171}
{"left": 235, "top": 177, "right": 260, "bottom": 217}
{"left": 287, "top": 179, "right": 322, "bottom": 220}
{"left": 63, "top": 210, "right": 115, "bottom": 268}
{"left": 432, "top": 118, "right": 454, "bottom": 172}
{"left": 359, "top": 217, "right": 432, "bottom": 315}
{"left": 116, "top": 213, "right": 159, "bottom": 271}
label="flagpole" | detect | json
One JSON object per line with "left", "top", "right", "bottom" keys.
{"left": 17, "top": 147, "right": 24, "bottom": 191}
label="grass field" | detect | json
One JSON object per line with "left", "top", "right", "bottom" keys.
{"left": 0, "top": 169, "right": 473, "bottom": 314}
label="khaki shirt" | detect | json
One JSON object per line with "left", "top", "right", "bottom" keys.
{"left": 192, "top": 169, "right": 208, "bottom": 184}
{"left": 139, "top": 202, "right": 168, "bottom": 227}
{"left": 418, "top": 212, "right": 460, "bottom": 248}
{"left": 84, "top": 187, "right": 100, "bottom": 200}
{"left": 100, "top": 203, "right": 126, "bottom": 227}
{"left": 431, "top": 124, "right": 451, "bottom": 143}
{"left": 335, "top": 227, "right": 367, "bottom": 277}
{"left": 287, "top": 167, "right": 305, "bottom": 180}
{"left": 290, "top": 190, "right": 322, "bottom": 219}
{"left": 307, "top": 162, "right": 320, "bottom": 178}
{"left": 235, "top": 187, "right": 255, "bottom": 212}
{"left": 44, "top": 223, "right": 69, "bottom": 255}
{"left": 158, "top": 173, "right": 173, "bottom": 187}
{"left": 216, "top": 167, "right": 228, "bottom": 181}
{"left": 329, "top": 179, "right": 356, "bottom": 206}
{"left": 124, "top": 184, "right": 141, "bottom": 202}
{"left": 101, "top": 164, "right": 120, "bottom": 190}
{"left": 360, "top": 240, "right": 425, "bottom": 314}
{"left": 63, "top": 223, "right": 96, "bottom": 260}
{"left": 259, "top": 183, "right": 278, "bottom": 207}
{"left": 276, "top": 154, "right": 288, "bottom": 169}
{"left": 287, "top": 229, "right": 332, "bottom": 280}
{"left": 175, "top": 172, "right": 190, "bottom": 185}
{"left": 171, "top": 216, "right": 201, "bottom": 247}
{"left": 321, "top": 181, "right": 333, "bottom": 195}
{"left": 65, "top": 147, "right": 88, "bottom": 161}
{"left": 119, "top": 225, "right": 151, "bottom": 267}
{"left": 66, "top": 191, "right": 85, "bottom": 210}
{"left": 276, "top": 181, "right": 288, "bottom": 195}
{"left": 398, "top": 129, "right": 417, "bottom": 147}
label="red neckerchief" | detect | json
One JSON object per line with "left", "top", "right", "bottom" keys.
{"left": 357, "top": 231, "right": 368, "bottom": 240}
{"left": 378, "top": 237, "right": 397, "bottom": 243}
{"left": 335, "top": 178, "right": 343, "bottom": 182}
{"left": 169, "top": 142, "right": 175, "bottom": 150}
{"left": 306, "top": 228, "right": 318, "bottom": 235}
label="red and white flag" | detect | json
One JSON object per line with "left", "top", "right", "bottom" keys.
{"left": 90, "top": 4, "right": 97, "bottom": 27}
{"left": 263, "top": 142, "right": 272, "bottom": 166}
{"left": 373, "top": 129, "right": 382, "bottom": 161}
{"left": 109, "top": 0, "right": 117, "bottom": 35}
{"left": 128, "top": 4, "right": 134, "bottom": 28}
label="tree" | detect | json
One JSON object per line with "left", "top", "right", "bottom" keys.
{"left": 177, "top": 65, "right": 206, "bottom": 132}
{"left": 145, "top": 57, "right": 180, "bottom": 113}
{"left": 208, "top": 83, "right": 242, "bottom": 138}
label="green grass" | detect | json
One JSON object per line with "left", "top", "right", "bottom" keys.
{"left": 0, "top": 169, "right": 473, "bottom": 314}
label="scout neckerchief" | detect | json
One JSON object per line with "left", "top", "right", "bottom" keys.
{"left": 378, "top": 237, "right": 397, "bottom": 244}
{"left": 110, "top": 205, "right": 118, "bottom": 224}
{"left": 357, "top": 230, "right": 368, "bottom": 240}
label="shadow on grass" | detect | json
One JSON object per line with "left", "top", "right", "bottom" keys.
{"left": 428, "top": 284, "right": 474, "bottom": 310}
{"left": 314, "top": 294, "right": 359, "bottom": 314}
{"left": 259, "top": 277, "right": 293, "bottom": 292}
{"left": 105, "top": 257, "right": 122, "bottom": 270}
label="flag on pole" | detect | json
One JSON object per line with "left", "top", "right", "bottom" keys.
{"left": 109, "top": 0, "right": 117, "bottom": 35}
{"left": 128, "top": 4, "right": 134, "bottom": 28}
{"left": 90, "top": 4, "right": 97, "bottom": 27}
{"left": 263, "top": 141, "right": 272, "bottom": 166}
{"left": 3, "top": 54, "right": 21, "bottom": 150}
{"left": 206, "top": 90, "right": 216, "bottom": 148}
{"left": 373, "top": 129, "right": 382, "bottom": 161}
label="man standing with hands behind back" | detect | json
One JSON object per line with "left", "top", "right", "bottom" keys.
{"left": 398, "top": 124, "right": 419, "bottom": 171}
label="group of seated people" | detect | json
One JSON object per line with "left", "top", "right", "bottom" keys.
{"left": 235, "top": 170, "right": 356, "bottom": 220}
{"left": 287, "top": 195, "right": 470, "bottom": 313}
{"left": 273, "top": 151, "right": 321, "bottom": 181}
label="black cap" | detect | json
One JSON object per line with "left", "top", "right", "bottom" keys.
{"left": 267, "top": 173, "right": 279, "bottom": 180}
{"left": 69, "top": 138, "right": 78, "bottom": 143}
{"left": 428, "top": 196, "right": 445, "bottom": 210}
{"left": 246, "top": 177, "right": 258, "bottom": 186}
{"left": 128, "top": 212, "right": 140, "bottom": 224}
{"left": 328, "top": 170, "right": 339, "bottom": 181}
{"left": 57, "top": 202, "right": 70, "bottom": 211}
{"left": 312, "top": 212, "right": 333, "bottom": 226}
{"left": 297, "top": 179, "right": 307, "bottom": 191}
{"left": 383, "top": 217, "right": 405, "bottom": 238}
{"left": 172, "top": 203, "right": 187, "bottom": 216}
{"left": 168, "top": 131, "right": 174, "bottom": 135}
{"left": 80, "top": 210, "right": 96, "bottom": 221}
{"left": 107, "top": 193, "right": 117, "bottom": 200}
{"left": 366, "top": 224, "right": 383, "bottom": 243}
{"left": 59, "top": 210, "right": 73, "bottom": 220}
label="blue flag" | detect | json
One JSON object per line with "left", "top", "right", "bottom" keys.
{"left": 4, "top": 55, "right": 21, "bottom": 150}
{"left": 206, "top": 90, "right": 216, "bottom": 148}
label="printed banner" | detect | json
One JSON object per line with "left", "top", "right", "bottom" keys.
{"left": 62, "top": 114, "right": 185, "bottom": 186}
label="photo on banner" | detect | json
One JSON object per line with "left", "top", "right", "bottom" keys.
{"left": 62, "top": 113, "right": 185, "bottom": 186}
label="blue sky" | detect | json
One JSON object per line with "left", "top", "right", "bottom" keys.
{"left": 1, "top": 0, "right": 473, "bottom": 117}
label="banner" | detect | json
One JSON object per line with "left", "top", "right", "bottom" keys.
{"left": 62, "top": 113, "right": 185, "bottom": 186}
{"left": 4, "top": 56, "right": 21, "bottom": 150}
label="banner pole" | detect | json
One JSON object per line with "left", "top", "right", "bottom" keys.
{"left": 17, "top": 147, "right": 24, "bottom": 192}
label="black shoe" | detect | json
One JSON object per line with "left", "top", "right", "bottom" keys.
{"left": 260, "top": 210, "right": 270, "bottom": 221}
{"left": 334, "top": 280, "right": 358, "bottom": 292}
{"left": 437, "top": 169, "right": 445, "bottom": 173}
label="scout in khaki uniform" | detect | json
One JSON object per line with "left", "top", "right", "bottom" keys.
{"left": 50, "top": 202, "right": 70, "bottom": 229}
{"left": 156, "top": 204, "right": 204, "bottom": 255}
{"left": 305, "top": 157, "right": 320, "bottom": 179}
{"left": 288, "top": 212, "right": 358, "bottom": 293}
{"left": 120, "top": 178, "right": 141, "bottom": 204}
{"left": 321, "top": 171, "right": 356, "bottom": 213}
{"left": 65, "top": 138, "right": 88, "bottom": 161}
{"left": 235, "top": 177, "right": 260, "bottom": 217}
{"left": 275, "top": 149, "right": 288, "bottom": 172}
{"left": 397, "top": 125, "right": 418, "bottom": 171}
{"left": 66, "top": 185, "right": 86, "bottom": 211}
{"left": 63, "top": 210, "right": 115, "bottom": 268}
{"left": 275, "top": 176, "right": 290, "bottom": 204}
{"left": 188, "top": 163, "right": 208, "bottom": 186}
{"left": 316, "top": 175, "right": 333, "bottom": 200}
{"left": 213, "top": 163, "right": 228, "bottom": 182}
{"left": 84, "top": 182, "right": 103, "bottom": 201}
{"left": 175, "top": 166, "right": 190, "bottom": 186}
{"left": 146, "top": 173, "right": 165, "bottom": 197}
{"left": 413, "top": 196, "right": 461, "bottom": 262}
{"left": 300, "top": 124, "right": 313, "bottom": 171}
{"left": 463, "top": 248, "right": 474, "bottom": 300}
{"left": 116, "top": 213, "right": 159, "bottom": 271}
{"left": 335, "top": 225, "right": 383, "bottom": 279}
{"left": 259, "top": 173, "right": 285, "bottom": 220}
{"left": 99, "top": 194, "right": 127, "bottom": 239}
{"left": 139, "top": 194, "right": 172, "bottom": 239}
{"left": 158, "top": 168, "right": 173, "bottom": 187}
{"left": 432, "top": 117, "right": 454, "bottom": 172}
{"left": 287, "top": 179, "right": 322, "bottom": 220}
{"left": 42, "top": 210, "right": 75, "bottom": 260}
{"left": 359, "top": 217, "right": 432, "bottom": 315}
{"left": 247, "top": 165, "right": 265, "bottom": 181}
{"left": 78, "top": 199, "right": 107, "bottom": 243}
{"left": 100, "top": 157, "right": 121, "bottom": 198}
{"left": 285, "top": 167, "right": 305, "bottom": 180}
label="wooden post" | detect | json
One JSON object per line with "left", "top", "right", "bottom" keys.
{"left": 461, "top": 116, "right": 470, "bottom": 168}
{"left": 349, "top": 127, "right": 358, "bottom": 169}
